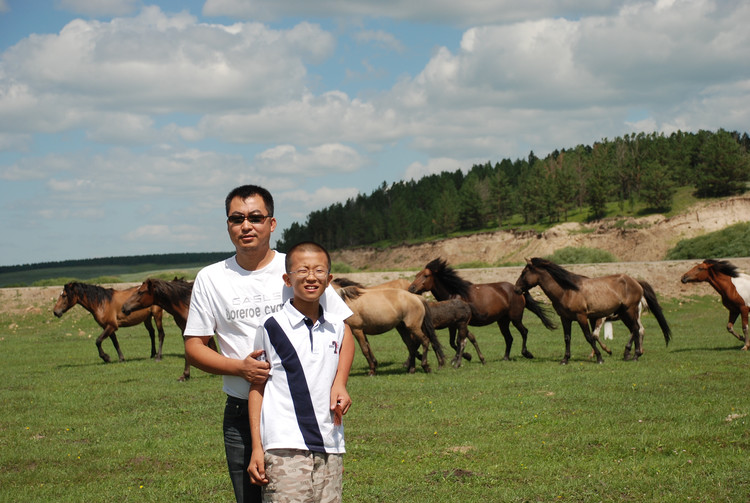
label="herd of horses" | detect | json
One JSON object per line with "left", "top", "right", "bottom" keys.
{"left": 52, "top": 257, "right": 750, "bottom": 379}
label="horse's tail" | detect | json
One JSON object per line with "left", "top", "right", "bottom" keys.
{"left": 638, "top": 280, "right": 671, "bottom": 346}
{"left": 523, "top": 292, "right": 557, "bottom": 330}
{"left": 421, "top": 298, "right": 446, "bottom": 365}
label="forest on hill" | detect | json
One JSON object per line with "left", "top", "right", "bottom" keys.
{"left": 277, "top": 129, "right": 750, "bottom": 252}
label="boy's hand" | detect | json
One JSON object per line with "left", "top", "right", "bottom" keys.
{"left": 330, "top": 385, "right": 351, "bottom": 426}
{"left": 247, "top": 450, "right": 268, "bottom": 486}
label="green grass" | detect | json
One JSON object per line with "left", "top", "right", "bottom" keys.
{"left": 2, "top": 294, "right": 750, "bottom": 502}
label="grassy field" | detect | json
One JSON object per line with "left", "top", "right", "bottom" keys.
{"left": 2, "top": 294, "right": 749, "bottom": 502}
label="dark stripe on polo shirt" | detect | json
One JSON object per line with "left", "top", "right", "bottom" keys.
{"left": 264, "top": 316, "right": 325, "bottom": 452}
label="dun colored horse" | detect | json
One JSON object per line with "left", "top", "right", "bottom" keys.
{"left": 408, "top": 258, "right": 557, "bottom": 361}
{"left": 121, "top": 278, "right": 218, "bottom": 381}
{"left": 427, "top": 298, "right": 485, "bottom": 367}
{"left": 53, "top": 281, "right": 166, "bottom": 363}
{"left": 332, "top": 278, "right": 445, "bottom": 375}
{"left": 681, "top": 259, "right": 750, "bottom": 350}
{"left": 514, "top": 258, "right": 671, "bottom": 364}
{"left": 590, "top": 296, "right": 648, "bottom": 358}
{"left": 371, "top": 278, "right": 412, "bottom": 290}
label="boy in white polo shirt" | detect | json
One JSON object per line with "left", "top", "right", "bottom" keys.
{"left": 247, "top": 241, "right": 352, "bottom": 502}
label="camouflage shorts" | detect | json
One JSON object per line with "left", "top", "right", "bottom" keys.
{"left": 262, "top": 449, "right": 343, "bottom": 503}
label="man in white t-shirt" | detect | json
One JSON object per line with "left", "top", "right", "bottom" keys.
{"left": 184, "top": 185, "right": 354, "bottom": 503}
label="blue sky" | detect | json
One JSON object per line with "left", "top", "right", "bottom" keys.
{"left": 1, "top": 0, "right": 749, "bottom": 266}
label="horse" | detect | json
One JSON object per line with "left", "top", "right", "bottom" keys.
{"left": 332, "top": 278, "right": 445, "bottom": 375}
{"left": 514, "top": 258, "right": 671, "bottom": 364}
{"left": 681, "top": 259, "right": 750, "bottom": 350}
{"left": 590, "top": 296, "right": 648, "bottom": 359}
{"left": 53, "top": 281, "right": 166, "bottom": 363}
{"left": 371, "top": 278, "right": 412, "bottom": 290}
{"left": 427, "top": 298, "right": 486, "bottom": 367}
{"left": 407, "top": 258, "right": 557, "bottom": 362}
{"left": 121, "top": 278, "right": 218, "bottom": 381}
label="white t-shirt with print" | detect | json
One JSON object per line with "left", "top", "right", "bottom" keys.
{"left": 184, "top": 251, "right": 351, "bottom": 399}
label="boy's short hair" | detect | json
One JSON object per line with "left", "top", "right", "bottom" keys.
{"left": 285, "top": 241, "right": 331, "bottom": 273}
{"left": 224, "top": 185, "right": 274, "bottom": 216}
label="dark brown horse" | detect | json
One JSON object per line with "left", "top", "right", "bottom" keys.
{"left": 53, "top": 281, "right": 165, "bottom": 363}
{"left": 681, "top": 259, "right": 750, "bottom": 350}
{"left": 408, "top": 258, "right": 557, "bottom": 361}
{"left": 332, "top": 278, "right": 445, "bottom": 375}
{"left": 427, "top": 298, "right": 485, "bottom": 367}
{"left": 514, "top": 258, "right": 671, "bottom": 364}
{"left": 121, "top": 278, "right": 218, "bottom": 381}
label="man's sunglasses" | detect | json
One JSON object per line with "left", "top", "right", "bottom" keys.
{"left": 227, "top": 214, "right": 272, "bottom": 225}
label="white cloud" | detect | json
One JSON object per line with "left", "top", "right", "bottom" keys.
{"left": 403, "top": 157, "right": 470, "bottom": 180}
{"left": 255, "top": 143, "right": 364, "bottom": 175}
{"left": 277, "top": 186, "right": 360, "bottom": 222}
{"left": 202, "top": 0, "right": 624, "bottom": 26}
{"left": 355, "top": 30, "right": 405, "bottom": 53}
{"left": 0, "top": 0, "right": 9, "bottom": 13}
{"left": 124, "top": 223, "right": 208, "bottom": 243}
{"left": 55, "top": 0, "right": 140, "bottom": 17}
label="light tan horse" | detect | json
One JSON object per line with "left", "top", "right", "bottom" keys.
{"left": 514, "top": 258, "right": 671, "bottom": 364}
{"left": 332, "top": 278, "right": 445, "bottom": 375}
{"left": 370, "top": 278, "right": 412, "bottom": 290}
{"left": 53, "top": 281, "right": 165, "bottom": 363}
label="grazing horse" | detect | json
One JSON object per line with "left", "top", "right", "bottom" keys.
{"left": 332, "top": 278, "right": 445, "bottom": 375}
{"left": 53, "top": 281, "right": 166, "bottom": 363}
{"left": 408, "top": 258, "right": 557, "bottom": 361}
{"left": 121, "top": 278, "right": 218, "bottom": 381}
{"left": 427, "top": 298, "right": 486, "bottom": 367}
{"left": 681, "top": 259, "right": 750, "bottom": 350}
{"left": 514, "top": 258, "right": 671, "bottom": 364}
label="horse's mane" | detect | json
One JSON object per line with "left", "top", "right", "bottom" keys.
{"left": 529, "top": 258, "right": 582, "bottom": 291}
{"left": 332, "top": 278, "right": 364, "bottom": 301}
{"left": 66, "top": 281, "right": 113, "bottom": 303}
{"left": 705, "top": 259, "right": 739, "bottom": 278}
{"left": 150, "top": 278, "right": 193, "bottom": 301}
{"left": 425, "top": 258, "right": 472, "bottom": 299}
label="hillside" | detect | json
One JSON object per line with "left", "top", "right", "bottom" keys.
{"left": 331, "top": 194, "right": 750, "bottom": 270}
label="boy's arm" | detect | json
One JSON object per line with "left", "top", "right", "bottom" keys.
{"left": 247, "top": 382, "right": 268, "bottom": 486}
{"left": 330, "top": 323, "right": 355, "bottom": 424}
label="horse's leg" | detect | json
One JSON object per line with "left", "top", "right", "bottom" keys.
{"left": 465, "top": 328, "right": 486, "bottom": 364}
{"left": 179, "top": 336, "right": 217, "bottom": 382}
{"left": 450, "top": 326, "right": 462, "bottom": 367}
{"left": 95, "top": 327, "right": 113, "bottom": 363}
{"left": 510, "top": 318, "right": 534, "bottom": 359}
{"left": 589, "top": 318, "right": 612, "bottom": 358}
{"left": 108, "top": 329, "right": 126, "bottom": 362}
{"left": 143, "top": 315, "right": 159, "bottom": 360}
{"left": 726, "top": 309, "right": 744, "bottom": 341}
{"left": 561, "top": 318, "right": 572, "bottom": 365}
{"left": 741, "top": 306, "right": 750, "bottom": 351}
{"left": 154, "top": 312, "right": 166, "bottom": 361}
{"left": 396, "top": 326, "right": 420, "bottom": 373}
{"left": 497, "top": 319, "right": 514, "bottom": 361}
{"left": 352, "top": 329, "right": 378, "bottom": 375}
{"left": 577, "top": 315, "right": 603, "bottom": 364}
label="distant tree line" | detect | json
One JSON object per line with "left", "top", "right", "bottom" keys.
{"left": 0, "top": 252, "right": 232, "bottom": 273}
{"left": 277, "top": 129, "right": 750, "bottom": 252}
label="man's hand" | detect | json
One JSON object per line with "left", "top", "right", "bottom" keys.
{"left": 237, "top": 349, "right": 271, "bottom": 384}
{"left": 247, "top": 450, "right": 268, "bottom": 486}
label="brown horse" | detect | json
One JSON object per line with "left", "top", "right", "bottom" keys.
{"left": 53, "top": 281, "right": 166, "bottom": 363}
{"left": 408, "top": 258, "right": 557, "bottom": 361}
{"left": 589, "top": 296, "right": 648, "bottom": 359}
{"left": 121, "top": 278, "right": 218, "bottom": 381}
{"left": 427, "top": 298, "right": 486, "bottom": 367}
{"left": 681, "top": 259, "right": 750, "bottom": 350}
{"left": 332, "top": 278, "right": 445, "bottom": 375}
{"left": 514, "top": 258, "right": 671, "bottom": 364}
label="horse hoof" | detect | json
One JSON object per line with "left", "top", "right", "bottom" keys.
{"left": 408, "top": 368, "right": 416, "bottom": 374}
{"left": 522, "top": 350, "right": 534, "bottom": 359}
{"left": 463, "top": 353, "right": 473, "bottom": 361}
{"left": 560, "top": 360, "right": 568, "bottom": 365}
{"left": 597, "top": 358, "right": 604, "bottom": 364}
{"left": 479, "top": 358, "right": 486, "bottom": 365}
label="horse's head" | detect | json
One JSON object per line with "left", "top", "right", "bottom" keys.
{"left": 514, "top": 259, "right": 540, "bottom": 294}
{"left": 53, "top": 282, "right": 78, "bottom": 317}
{"left": 408, "top": 267, "right": 434, "bottom": 295}
{"left": 681, "top": 260, "right": 713, "bottom": 284}
{"left": 122, "top": 280, "right": 154, "bottom": 315}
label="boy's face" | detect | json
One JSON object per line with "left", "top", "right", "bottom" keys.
{"left": 283, "top": 249, "right": 332, "bottom": 303}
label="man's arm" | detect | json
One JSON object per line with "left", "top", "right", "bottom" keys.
{"left": 185, "top": 336, "right": 270, "bottom": 384}
{"left": 247, "top": 383, "right": 268, "bottom": 485}
{"left": 330, "top": 324, "right": 355, "bottom": 424}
